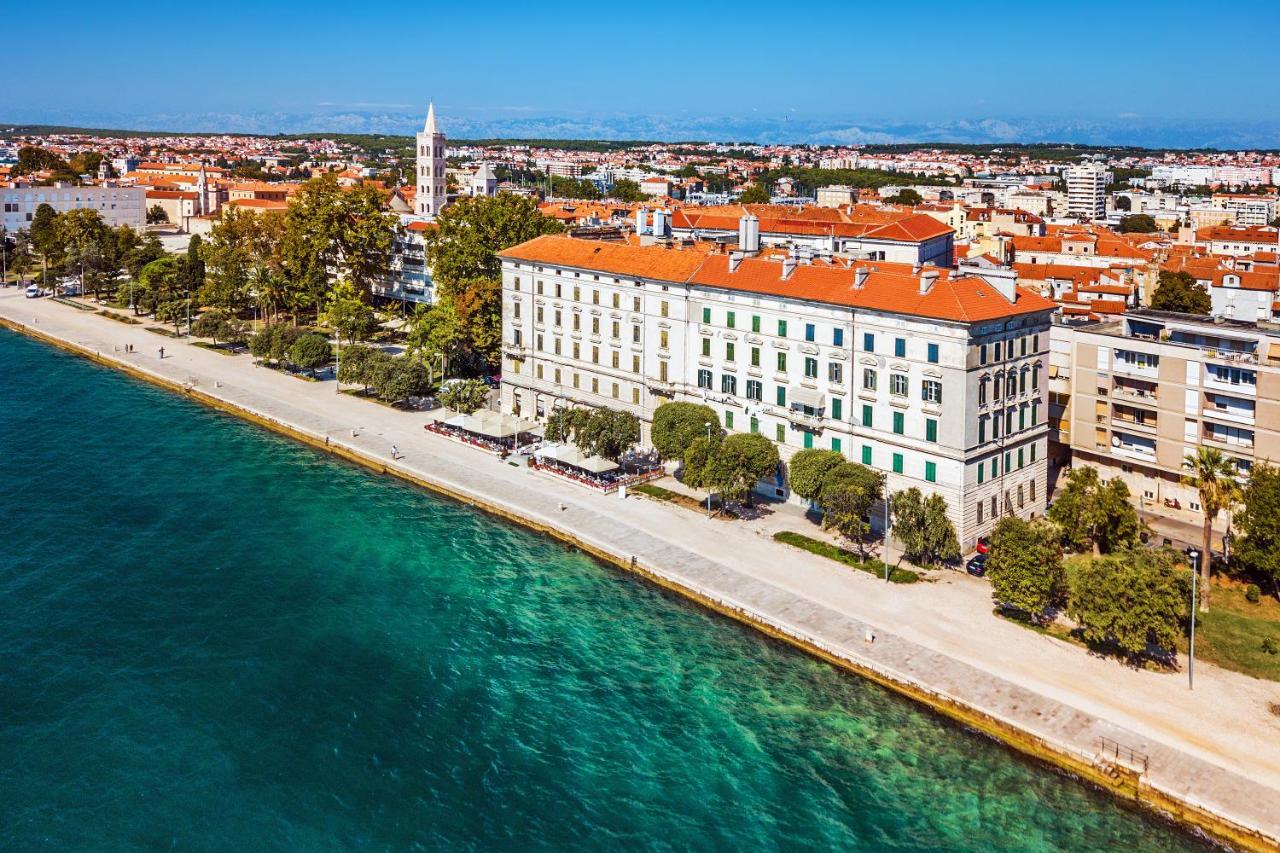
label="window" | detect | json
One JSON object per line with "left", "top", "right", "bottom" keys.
{"left": 828, "top": 362, "right": 843, "bottom": 383}
{"left": 721, "top": 375, "right": 737, "bottom": 395}
{"left": 978, "top": 417, "right": 986, "bottom": 443}
{"left": 1018, "top": 448, "right": 1025, "bottom": 469}
{"left": 980, "top": 344, "right": 987, "bottom": 365}
{"left": 660, "top": 301, "right": 669, "bottom": 318}
{"left": 591, "top": 317, "right": 599, "bottom": 334}
{"left": 1019, "top": 368, "right": 1026, "bottom": 395}
{"left": 863, "top": 332, "right": 875, "bottom": 352}
{"left": 862, "top": 405, "right": 873, "bottom": 427}
{"left": 752, "top": 315, "right": 761, "bottom": 333}
{"left": 777, "top": 352, "right": 787, "bottom": 372}
{"left": 863, "top": 368, "right": 877, "bottom": 391}
{"left": 726, "top": 311, "right": 736, "bottom": 329}
{"left": 831, "top": 398, "right": 843, "bottom": 420}
{"left": 591, "top": 346, "right": 599, "bottom": 364}
{"left": 1019, "top": 407, "right": 1026, "bottom": 431}
{"left": 976, "top": 500, "right": 984, "bottom": 523}
{"left": 833, "top": 328, "right": 844, "bottom": 347}
{"left": 1030, "top": 443, "right": 1037, "bottom": 462}
{"left": 778, "top": 320, "right": 788, "bottom": 337}
{"left": 750, "top": 416, "right": 759, "bottom": 434}
{"left": 555, "top": 309, "right": 563, "bottom": 327}
{"left": 805, "top": 323, "right": 816, "bottom": 342}
{"left": 633, "top": 326, "right": 641, "bottom": 344}
{"left": 702, "top": 338, "right": 711, "bottom": 357}
{"left": 697, "top": 369, "right": 712, "bottom": 389}
{"left": 991, "top": 458, "right": 998, "bottom": 478}
{"left": 890, "top": 373, "right": 908, "bottom": 397}
{"left": 893, "top": 412, "right": 904, "bottom": 434}
{"left": 776, "top": 387, "right": 787, "bottom": 406}
{"left": 724, "top": 411, "right": 734, "bottom": 429}
{"left": 978, "top": 463, "right": 984, "bottom": 484}
{"left": 776, "top": 424, "right": 786, "bottom": 443}
{"left": 633, "top": 296, "right": 641, "bottom": 312}
{"left": 702, "top": 306, "right": 711, "bottom": 324}
{"left": 927, "top": 343, "right": 939, "bottom": 364}
{"left": 803, "top": 430, "right": 814, "bottom": 449}
{"left": 612, "top": 321, "right": 620, "bottom": 338}
{"left": 978, "top": 377, "right": 987, "bottom": 406}
{"left": 922, "top": 380, "right": 942, "bottom": 405}
{"left": 573, "top": 286, "right": 580, "bottom": 301}
{"left": 1004, "top": 451, "right": 1012, "bottom": 472}
{"left": 632, "top": 388, "right": 640, "bottom": 404}
{"left": 512, "top": 301, "right": 521, "bottom": 319}
{"left": 831, "top": 437, "right": 842, "bottom": 453}
{"left": 612, "top": 383, "right": 619, "bottom": 399}
{"left": 894, "top": 338, "right": 906, "bottom": 358}
{"left": 1017, "top": 485, "right": 1025, "bottom": 509}
{"left": 726, "top": 342, "right": 736, "bottom": 362}
{"left": 1030, "top": 479, "right": 1036, "bottom": 502}
{"left": 612, "top": 293, "right": 620, "bottom": 309}
{"left": 751, "top": 347, "right": 761, "bottom": 367}
{"left": 536, "top": 306, "right": 544, "bottom": 324}
{"left": 892, "top": 453, "right": 904, "bottom": 474}
{"left": 926, "top": 418, "right": 937, "bottom": 443}
{"left": 925, "top": 461, "right": 937, "bottom": 483}
{"left": 746, "top": 379, "right": 762, "bottom": 401}
{"left": 861, "top": 445, "right": 872, "bottom": 465}
{"left": 611, "top": 351, "right": 619, "bottom": 368}
{"left": 1020, "top": 337, "right": 1027, "bottom": 357}
{"left": 632, "top": 355, "right": 640, "bottom": 373}
{"left": 572, "top": 342, "right": 580, "bottom": 360}
{"left": 994, "top": 341, "right": 1002, "bottom": 361}
{"left": 1006, "top": 373, "right": 1016, "bottom": 397}
{"left": 1032, "top": 367, "right": 1039, "bottom": 391}
{"left": 658, "top": 330, "right": 669, "bottom": 349}
{"left": 804, "top": 357, "right": 818, "bottom": 379}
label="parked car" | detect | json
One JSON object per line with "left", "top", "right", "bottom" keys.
{"left": 966, "top": 553, "right": 988, "bottom": 577}
{"left": 25, "top": 283, "right": 41, "bottom": 298}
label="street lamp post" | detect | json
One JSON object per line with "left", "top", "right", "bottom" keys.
{"left": 1187, "top": 547, "right": 1199, "bottom": 691}
{"left": 883, "top": 492, "right": 892, "bottom": 582}
{"left": 704, "top": 422, "right": 713, "bottom": 512}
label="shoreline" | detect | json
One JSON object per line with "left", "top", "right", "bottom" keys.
{"left": 3, "top": 308, "right": 1277, "bottom": 851}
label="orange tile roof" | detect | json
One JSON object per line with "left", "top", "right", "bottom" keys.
{"left": 671, "top": 203, "right": 953, "bottom": 243}
{"left": 500, "top": 235, "right": 1055, "bottom": 324}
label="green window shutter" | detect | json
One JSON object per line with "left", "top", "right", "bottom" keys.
{"left": 725, "top": 411, "right": 734, "bottom": 429}
{"left": 892, "top": 453, "right": 903, "bottom": 474}
{"left": 750, "top": 416, "right": 759, "bottom": 434}
{"left": 925, "top": 461, "right": 936, "bottom": 482}
{"left": 893, "top": 412, "right": 904, "bottom": 434}
{"left": 776, "top": 424, "right": 786, "bottom": 443}
{"left": 1030, "top": 442, "right": 1037, "bottom": 462}
{"left": 776, "top": 386, "right": 787, "bottom": 406}
{"left": 726, "top": 311, "right": 735, "bottom": 329}
{"left": 803, "top": 430, "right": 814, "bottom": 449}
{"left": 862, "top": 405, "right": 873, "bottom": 427}
{"left": 778, "top": 320, "right": 787, "bottom": 337}
{"left": 978, "top": 463, "right": 984, "bottom": 484}
{"left": 861, "top": 445, "right": 872, "bottom": 465}
{"left": 1018, "top": 448, "right": 1024, "bottom": 468}
{"left": 831, "top": 398, "right": 843, "bottom": 420}
{"left": 702, "top": 307, "right": 710, "bottom": 323}
{"left": 752, "top": 315, "right": 760, "bottom": 333}
{"left": 831, "top": 437, "right": 842, "bottom": 453}
{"left": 926, "top": 418, "right": 937, "bottom": 442}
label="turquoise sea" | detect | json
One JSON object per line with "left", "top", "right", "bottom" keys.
{"left": 0, "top": 328, "right": 1207, "bottom": 851}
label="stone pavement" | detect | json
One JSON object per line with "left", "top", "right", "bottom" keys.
{"left": 5, "top": 291, "right": 1280, "bottom": 846}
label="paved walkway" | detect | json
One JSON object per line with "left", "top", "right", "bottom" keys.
{"left": 5, "top": 292, "right": 1280, "bottom": 845}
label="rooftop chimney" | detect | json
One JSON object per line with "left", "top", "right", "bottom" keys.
{"left": 919, "top": 269, "right": 940, "bottom": 295}
{"left": 975, "top": 267, "right": 1020, "bottom": 303}
{"left": 738, "top": 213, "right": 760, "bottom": 254}
{"left": 634, "top": 207, "right": 649, "bottom": 235}
{"left": 782, "top": 256, "right": 797, "bottom": 280}
{"left": 854, "top": 267, "right": 869, "bottom": 289}
{"left": 728, "top": 251, "right": 744, "bottom": 273}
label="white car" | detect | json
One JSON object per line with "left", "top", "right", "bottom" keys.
{"left": 25, "top": 284, "right": 40, "bottom": 298}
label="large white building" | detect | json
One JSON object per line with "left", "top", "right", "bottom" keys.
{"left": 2, "top": 182, "right": 147, "bottom": 232}
{"left": 415, "top": 102, "right": 447, "bottom": 219}
{"left": 1064, "top": 164, "right": 1108, "bottom": 221}
{"left": 497, "top": 232, "right": 1057, "bottom": 548}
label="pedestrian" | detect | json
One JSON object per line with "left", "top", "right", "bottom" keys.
{"left": 391, "top": 444, "right": 399, "bottom": 459}
{"left": 159, "top": 346, "right": 165, "bottom": 359}
{"left": 864, "top": 628, "right": 875, "bottom": 645}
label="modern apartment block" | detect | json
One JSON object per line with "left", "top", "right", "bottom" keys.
{"left": 1064, "top": 163, "right": 1108, "bottom": 221}
{"left": 497, "top": 234, "right": 1056, "bottom": 547}
{"left": 2, "top": 183, "right": 146, "bottom": 231}
{"left": 1054, "top": 310, "right": 1280, "bottom": 524}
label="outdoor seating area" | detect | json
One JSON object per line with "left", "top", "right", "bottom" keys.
{"left": 425, "top": 410, "right": 541, "bottom": 454}
{"left": 529, "top": 443, "right": 663, "bottom": 493}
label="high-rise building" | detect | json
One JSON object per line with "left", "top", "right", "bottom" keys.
{"left": 1064, "top": 163, "right": 1108, "bottom": 221}
{"left": 415, "top": 101, "right": 447, "bottom": 219}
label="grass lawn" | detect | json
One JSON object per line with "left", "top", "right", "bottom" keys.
{"left": 98, "top": 311, "right": 141, "bottom": 325}
{"left": 1189, "top": 584, "right": 1280, "bottom": 682}
{"left": 632, "top": 483, "right": 738, "bottom": 518}
{"left": 773, "top": 531, "right": 920, "bottom": 584}
{"left": 145, "top": 326, "right": 183, "bottom": 338}
{"left": 191, "top": 341, "right": 240, "bottom": 356}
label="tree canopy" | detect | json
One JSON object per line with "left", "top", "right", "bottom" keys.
{"left": 1047, "top": 465, "right": 1142, "bottom": 554}
{"left": 425, "top": 193, "right": 564, "bottom": 289}
{"left": 987, "top": 516, "right": 1065, "bottom": 622}
{"left": 1117, "top": 214, "right": 1159, "bottom": 233}
{"left": 1181, "top": 446, "right": 1242, "bottom": 610}
{"left": 1068, "top": 549, "right": 1190, "bottom": 663}
{"left": 439, "top": 379, "right": 490, "bottom": 415}
{"left": 572, "top": 408, "right": 641, "bottom": 461}
{"left": 685, "top": 432, "right": 779, "bottom": 508}
{"left": 1151, "top": 270, "right": 1211, "bottom": 315}
{"left": 651, "top": 402, "right": 721, "bottom": 461}
{"left": 890, "top": 488, "right": 960, "bottom": 566}
{"left": 819, "top": 463, "right": 884, "bottom": 551}
{"left": 738, "top": 184, "right": 770, "bottom": 204}
{"left": 788, "top": 449, "right": 846, "bottom": 502}
{"left": 1235, "top": 462, "right": 1280, "bottom": 593}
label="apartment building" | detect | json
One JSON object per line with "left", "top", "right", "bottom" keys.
{"left": 374, "top": 221, "right": 435, "bottom": 305}
{"left": 1055, "top": 310, "right": 1280, "bottom": 526}
{"left": 497, "top": 234, "right": 1056, "bottom": 547}
{"left": 1064, "top": 164, "right": 1109, "bottom": 221}
{"left": 2, "top": 183, "right": 146, "bottom": 231}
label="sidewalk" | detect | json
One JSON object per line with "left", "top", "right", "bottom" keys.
{"left": 5, "top": 292, "right": 1280, "bottom": 847}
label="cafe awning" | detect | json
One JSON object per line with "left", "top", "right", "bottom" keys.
{"left": 456, "top": 410, "right": 539, "bottom": 439}
{"left": 535, "top": 443, "right": 619, "bottom": 473}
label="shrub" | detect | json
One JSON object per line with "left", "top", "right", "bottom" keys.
{"left": 1246, "top": 584, "right": 1261, "bottom": 604}
{"left": 289, "top": 332, "right": 332, "bottom": 375}
{"left": 1262, "top": 637, "right": 1278, "bottom": 656}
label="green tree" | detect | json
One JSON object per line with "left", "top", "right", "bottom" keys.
{"left": 788, "top": 449, "right": 846, "bottom": 502}
{"left": 1047, "top": 466, "right": 1142, "bottom": 554}
{"left": 147, "top": 205, "right": 170, "bottom": 224}
{"left": 608, "top": 179, "right": 646, "bottom": 202}
{"left": 885, "top": 188, "right": 923, "bottom": 206}
{"left": 124, "top": 233, "right": 165, "bottom": 282}
{"left": 289, "top": 332, "right": 332, "bottom": 376}
{"left": 180, "top": 235, "right": 206, "bottom": 304}
{"left": 891, "top": 488, "right": 961, "bottom": 566}
{"left": 574, "top": 408, "right": 641, "bottom": 460}
{"left": 987, "top": 516, "right": 1065, "bottom": 622}
{"left": 1117, "top": 214, "right": 1159, "bottom": 233}
{"left": 544, "top": 407, "right": 592, "bottom": 444}
{"left": 405, "top": 301, "right": 462, "bottom": 379}
{"left": 1151, "top": 270, "right": 1211, "bottom": 315}
{"left": 439, "top": 378, "right": 490, "bottom": 414}
{"left": 1068, "top": 549, "right": 1191, "bottom": 663}
{"left": 376, "top": 359, "right": 430, "bottom": 405}
{"left": 336, "top": 343, "right": 383, "bottom": 393}
{"left": 551, "top": 175, "right": 601, "bottom": 200}
{"left": 248, "top": 322, "right": 304, "bottom": 368}
{"left": 1181, "top": 447, "right": 1242, "bottom": 611}
{"left": 1235, "top": 462, "right": 1280, "bottom": 595}
{"left": 696, "top": 432, "right": 780, "bottom": 508}
{"left": 738, "top": 183, "right": 770, "bottom": 204}
{"left": 135, "top": 255, "right": 184, "bottom": 316}
{"left": 425, "top": 192, "right": 564, "bottom": 289}
{"left": 651, "top": 401, "right": 721, "bottom": 461}
{"left": 12, "top": 146, "right": 74, "bottom": 180}
{"left": 56, "top": 208, "right": 114, "bottom": 298}
{"left": 821, "top": 464, "right": 885, "bottom": 552}
{"left": 30, "top": 203, "right": 61, "bottom": 273}
{"left": 191, "top": 309, "right": 245, "bottom": 345}
{"left": 320, "top": 278, "right": 377, "bottom": 344}
{"left": 154, "top": 298, "right": 193, "bottom": 334}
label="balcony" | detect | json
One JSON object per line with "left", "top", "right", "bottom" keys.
{"left": 1110, "top": 385, "right": 1158, "bottom": 406}
{"left": 783, "top": 407, "right": 826, "bottom": 429}
{"left": 502, "top": 342, "right": 529, "bottom": 359}
{"left": 1111, "top": 414, "right": 1157, "bottom": 435}
{"left": 646, "top": 378, "right": 677, "bottom": 396}
{"left": 1201, "top": 404, "right": 1255, "bottom": 426}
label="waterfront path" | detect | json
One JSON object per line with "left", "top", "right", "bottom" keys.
{"left": 5, "top": 292, "right": 1280, "bottom": 846}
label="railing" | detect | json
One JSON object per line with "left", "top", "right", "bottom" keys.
{"left": 1097, "top": 736, "right": 1149, "bottom": 774}
{"left": 783, "top": 408, "right": 825, "bottom": 428}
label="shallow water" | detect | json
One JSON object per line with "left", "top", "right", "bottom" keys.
{"left": 0, "top": 328, "right": 1207, "bottom": 850}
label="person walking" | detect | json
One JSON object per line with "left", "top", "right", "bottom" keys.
{"left": 391, "top": 444, "right": 399, "bottom": 460}
{"left": 158, "top": 346, "right": 165, "bottom": 359}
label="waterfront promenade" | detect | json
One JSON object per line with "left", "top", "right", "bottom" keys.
{"left": 4, "top": 292, "right": 1280, "bottom": 847}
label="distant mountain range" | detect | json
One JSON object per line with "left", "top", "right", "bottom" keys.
{"left": 4, "top": 107, "right": 1279, "bottom": 150}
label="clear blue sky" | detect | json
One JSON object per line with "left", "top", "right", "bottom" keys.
{"left": 8, "top": 0, "right": 1277, "bottom": 126}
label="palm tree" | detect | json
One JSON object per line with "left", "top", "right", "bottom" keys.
{"left": 1181, "top": 447, "right": 1242, "bottom": 611}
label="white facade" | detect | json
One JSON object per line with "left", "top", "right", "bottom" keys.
{"left": 415, "top": 102, "right": 447, "bottom": 219}
{"left": 498, "top": 241, "right": 1052, "bottom": 547}
{"left": 2, "top": 183, "right": 146, "bottom": 232}
{"left": 1064, "top": 164, "right": 1108, "bottom": 221}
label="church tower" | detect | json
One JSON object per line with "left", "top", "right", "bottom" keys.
{"left": 415, "top": 101, "right": 447, "bottom": 218}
